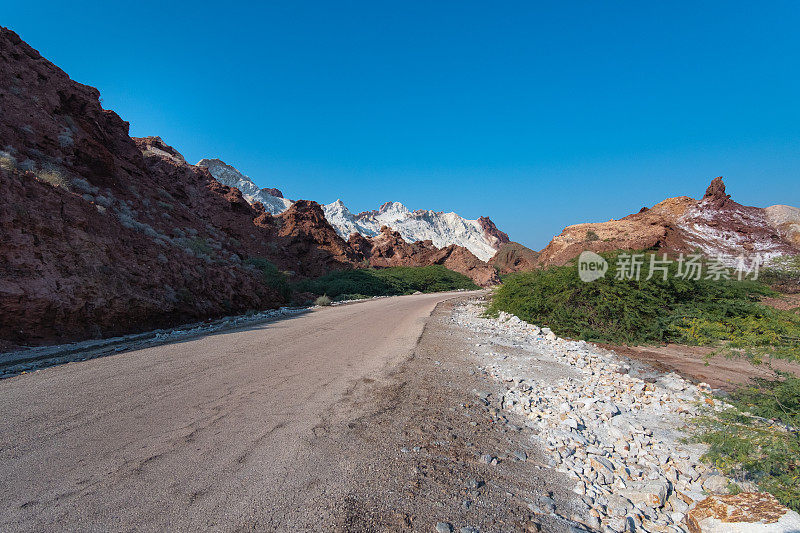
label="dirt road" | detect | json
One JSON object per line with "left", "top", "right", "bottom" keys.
{"left": 1, "top": 292, "right": 577, "bottom": 532}
{"left": 0, "top": 293, "right": 463, "bottom": 530}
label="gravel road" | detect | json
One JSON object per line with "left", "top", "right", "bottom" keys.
{"left": 0, "top": 292, "right": 571, "bottom": 532}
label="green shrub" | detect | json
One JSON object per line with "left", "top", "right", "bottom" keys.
{"left": 488, "top": 252, "right": 799, "bottom": 361}
{"left": 295, "top": 269, "right": 394, "bottom": 298}
{"left": 295, "top": 265, "right": 478, "bottom": 299}
{"left": 691, "top": 376, "right": 800, "bottom": 511}
{"left": 314, "top": 295, "right": 332, "bottom": 306}
{"left": 585, "top": 229, "right": 600, "bottom": 242}
{"left": 187, "top": 237, "right": 212, "bottom": 256}
{"left": 245, "top": 257, "right": 290, "bottom": 300}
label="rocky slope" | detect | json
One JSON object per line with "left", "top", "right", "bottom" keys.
{"left": 488, "top": 242, "right": 540, "bottom": 275}
{"left": 537, "top": 177, "right": 800, "bottom": 267}
{"left": 0, "top": 28, "right": 358, "bottom": 347}
{"left": 454, "top": 299, "right": 800, "bottom": 532}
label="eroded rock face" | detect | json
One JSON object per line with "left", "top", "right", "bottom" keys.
{"left": 686, "top": 493, "right": 800, "bottom": 533}
{"left": 0, "top": 25, "right": 287, "bottom": 347}
{"left": 477, "top": 216, "right": 510, "bottom": 249}
{"left": 702, "top": 176, "right": 733, "bottom": 209}
{"left": 274, "top": 200, "right": 361, "bottom": 277}
{"left": 537, "top": 178, "right": 800, "bottom": 267}
{"left": 359, "top": 227, "right": 500, "bottom": 286}
{"left": 0, "top": 28, "right": 353, "bottom": 347}
{"left": 764, "top": 205, "right": 800, "bottom": 248}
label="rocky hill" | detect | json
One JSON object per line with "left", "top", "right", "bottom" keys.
{"left": 0, "top": 24, "right": 284, "bottom": 348}
{"left": 488, "top": 242, "right": 540, "bottom": 275}
{"left": 349, "top": 227, "right": 499, "bottom": 287}
{"left": 537, "top": 177, "right": 800, "bottom": 266}
{"left": 0, "top": 27, "right": 500, "bottom": 347}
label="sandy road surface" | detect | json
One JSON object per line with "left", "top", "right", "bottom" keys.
{"left": 0, "top": 292, "right": 475, "bottom": 532}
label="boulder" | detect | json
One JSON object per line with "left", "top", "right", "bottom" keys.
{"left": 701, "top": 474, "right": 730, "bottom": 494}
{"left": 686, "top": 492, "right": 800, "bottom": 533}
{"left": 620, "top": 480, "right": 669, "bottom": 508}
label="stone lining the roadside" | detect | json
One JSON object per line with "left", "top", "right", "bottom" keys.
{"left": 452, "top": 300, "right": 753, "bottom": 533}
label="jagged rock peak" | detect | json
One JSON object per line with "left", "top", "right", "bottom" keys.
{"left": 701, "top": 176, "right": 733, "bottom": 210}
{"left": 536, "top": 176, "right": 800, "bottom": 267}
{"left": 703, "top": 176, "right": 727, "bottom": 199}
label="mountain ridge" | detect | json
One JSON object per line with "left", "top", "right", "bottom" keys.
{"left": 191, "top": 156, "right": 510, "bottom": 261}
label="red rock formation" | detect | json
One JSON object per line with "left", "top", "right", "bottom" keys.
{"left": 0, "top": 24, "right": 298, "bottom": 347}
{"left": 361, "top": 227, "right": 500, "bottom": 286}
{"left": 273, "top": 200, "right": 360, "bottom": 276}
{"left": 0, "top": 27, "right": 354, "bottom": 347}
{"left": 536, "top": 178, "right": 799, "bottom": 267}
{"left": 702, "top": 176, "right": 733, "bottom": 209}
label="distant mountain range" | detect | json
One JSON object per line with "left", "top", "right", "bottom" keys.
{"left": 196, "top": 158, "right": 509, "bottom": 261}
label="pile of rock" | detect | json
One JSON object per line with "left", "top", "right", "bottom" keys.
{"left": 452, "top": 302, "right": 753, "bottom": 532}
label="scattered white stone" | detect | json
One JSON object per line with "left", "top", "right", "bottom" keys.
{"left": 451, "top": 301, "right": 749, "bottom": 533}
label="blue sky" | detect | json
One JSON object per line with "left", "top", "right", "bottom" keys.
{"left": 5, "top": 1, "right": 799, "bottom": 249}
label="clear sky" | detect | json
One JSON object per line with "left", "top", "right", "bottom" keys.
{"left": 5, "top": 1, "right": 799, "bottom": 249}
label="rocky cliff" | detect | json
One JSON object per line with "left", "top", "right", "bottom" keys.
{"left": 0, "top": 25, "right": 293, "bottom": 347}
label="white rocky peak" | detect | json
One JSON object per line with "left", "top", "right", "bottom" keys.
{"left": 323, "top": 200, "right": 503, "bottom": 261}
{"left": 197, "top": 158, "right": 293, "bottom": 215}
